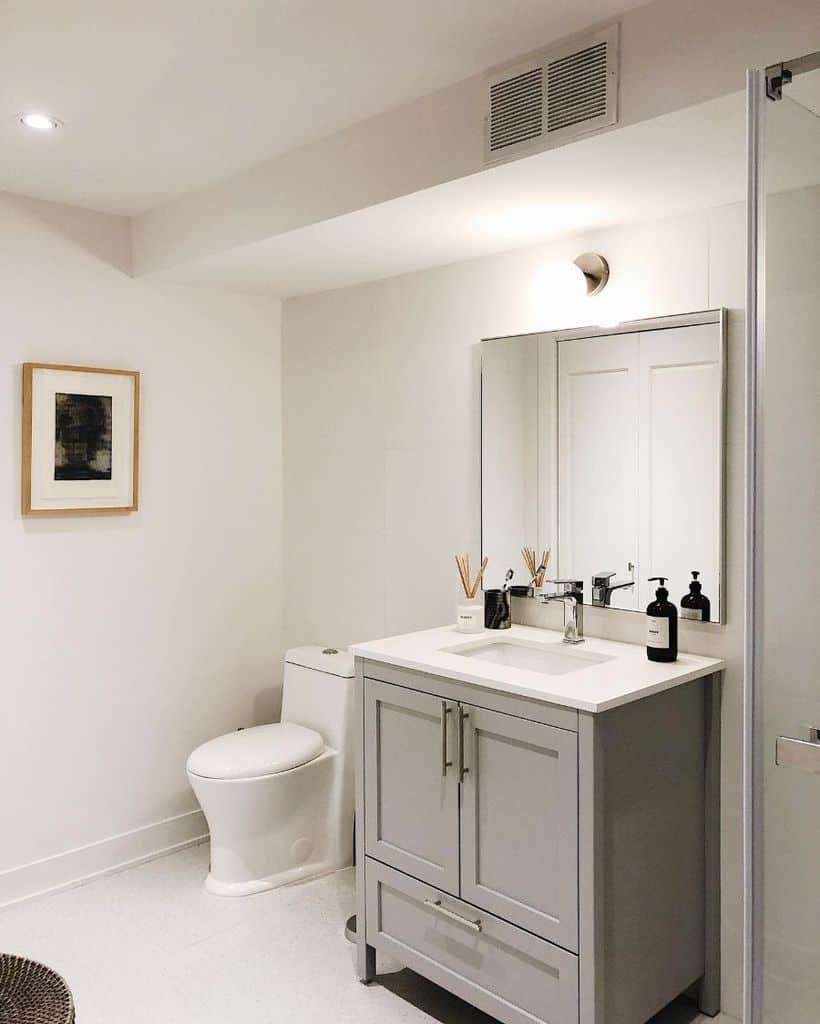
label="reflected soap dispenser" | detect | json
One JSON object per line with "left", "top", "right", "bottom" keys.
{"left": 646, "top": 577, "right": 678, "bottom": 662}
{"left": 681, "top": 571, "right": 711, "bottom": 622}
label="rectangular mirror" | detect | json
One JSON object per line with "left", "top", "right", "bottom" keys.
{"left": 481, "top": 310, "right": 726, "bottom": 622}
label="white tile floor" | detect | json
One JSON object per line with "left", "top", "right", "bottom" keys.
{"left": 0, "top": 844, "right": 725, "bottom": 1024}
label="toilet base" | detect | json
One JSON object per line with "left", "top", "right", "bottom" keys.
{"left": 203, "top": 858, "right": 338, "bottom": 898}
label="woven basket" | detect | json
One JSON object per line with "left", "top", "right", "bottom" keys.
{"left": 0, "top": 955, "right": 75, "bottom": 1024}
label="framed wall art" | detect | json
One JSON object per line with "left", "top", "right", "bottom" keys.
{"left": 22, "top": 363, "right": 140, "bottom": 515}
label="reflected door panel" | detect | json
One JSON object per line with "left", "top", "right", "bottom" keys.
{"left": 637, "top": 325, "right": 722, "bottom": 611}
{"left": 558, "top": 334, "right": 640, "bottom": 610}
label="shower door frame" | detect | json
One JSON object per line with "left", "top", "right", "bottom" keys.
{"left": 744, "top": 51, "right": 820, "bottom": 1024}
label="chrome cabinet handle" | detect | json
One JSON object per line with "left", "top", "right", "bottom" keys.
{"left": 457, "top": 706, "right": 470, "bottom": 783}
{"left": 776, "top": 729, "right": 820, "bottom": 773}
{"left": 423, "top": 898, "right": 482, "bottom": 933}
{"left": 441, "top": 701, "right": 452, "bottom": 777}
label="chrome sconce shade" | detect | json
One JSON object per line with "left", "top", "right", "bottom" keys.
{"left": 573, "top": 252, "right": 610, "bottom": 296}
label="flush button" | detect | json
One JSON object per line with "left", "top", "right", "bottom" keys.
{"left": 322, "top": 647, "right": 339, "bottom": 655}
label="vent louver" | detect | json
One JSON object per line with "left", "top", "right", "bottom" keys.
{"left": 488, "top": 67, "right": 544, "bottom": 153}
{"left": 546, "top": 41, "right": 608, "bottom": 133}
{"left": 485, "top": 24, "right": 618, "bottom": 165}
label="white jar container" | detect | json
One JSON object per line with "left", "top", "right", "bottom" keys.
{"left": 456, "top": 602, "right": 484, "bottom": 633}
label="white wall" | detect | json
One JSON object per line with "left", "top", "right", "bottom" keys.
{"left": 0, "top": 193, "right": 283, "bottom": 903}
{"left": 282, "top": 201, "right": 749, "bottom": 1016}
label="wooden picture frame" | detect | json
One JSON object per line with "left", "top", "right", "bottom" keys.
{"left": 22, "top": 362, "right": 140, "bottom": 516}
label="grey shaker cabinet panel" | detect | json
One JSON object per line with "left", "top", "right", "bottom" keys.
{"left": 364, "top": 678, "right": 460, "bottom": 894}
{"left": 366, "top": 859, "right": 579, "bottom": 1024}
{"left": 460, "top": 705, "right": 579, "bottom": 951}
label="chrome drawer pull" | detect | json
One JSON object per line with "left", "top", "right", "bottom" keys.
{"left": 441, "top": 701, "right": 452, "bottom": 777}
{"left": 423, "top": 898, "right": 482, "bottom": 933}
{"left": 776, "top": 731, "right": 820, "bottom": 773}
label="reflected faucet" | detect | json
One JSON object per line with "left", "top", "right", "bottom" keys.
{"left": 530, "top": 562, "right": 548, "bottom": 589}
{"left": 591, "top": 563, "right": 635, "bottom": 607}
{"left": 540, "top": 580, "right": 584, "bottom": 644}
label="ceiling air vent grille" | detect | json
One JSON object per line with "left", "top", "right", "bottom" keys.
{"left": 484, "top": 24, "right": 618, "bottom": 165}
{"left": 488, "top": 66, "right": 544, "bottom": 153}
{"left": 546, "top": 41, "right": 608, "bottom": 134}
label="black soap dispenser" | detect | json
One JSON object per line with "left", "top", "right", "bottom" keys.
{"left": 681, "top": 571, "right": 711, "bottom": 622}
{"left": 646, "top": 577, "right": 678, "bottom": 662}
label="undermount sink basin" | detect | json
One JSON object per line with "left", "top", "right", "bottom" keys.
{"left": 444, "top": 637, "right": 613, "bottom": 676}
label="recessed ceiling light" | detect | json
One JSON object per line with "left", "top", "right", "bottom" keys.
{"left": 19, "top": 112, "right": 62, "bottom": 132}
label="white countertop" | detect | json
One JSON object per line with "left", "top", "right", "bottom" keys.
{"left": 349, "top": 624, "right": 724, "bottom": 714}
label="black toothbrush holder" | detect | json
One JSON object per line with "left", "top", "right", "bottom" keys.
{"left": 484, "top": 589, "right": 511, "bottom": 630}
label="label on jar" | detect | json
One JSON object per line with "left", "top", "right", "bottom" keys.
{"left": 646, "top": 616, "right": 670, "bottom": 649}
{"left": 681, "top": 607, "right": 704, "bottom": 621}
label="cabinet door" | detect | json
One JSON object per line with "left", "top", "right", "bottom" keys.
{"left": 364, "top": 678, "right": 459, "bottom": 894}
{"left": 460, "top": 705, "right": 578, "bottom": 950}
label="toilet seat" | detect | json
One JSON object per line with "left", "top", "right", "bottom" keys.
{"left": 187, "top": 722, "right": 324, "bottom": 781}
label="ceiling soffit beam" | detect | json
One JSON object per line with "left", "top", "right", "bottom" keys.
{"left": 131, "top": 0, "right": 820, "bottom": 278}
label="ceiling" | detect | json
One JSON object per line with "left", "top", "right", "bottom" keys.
{"left": 0, "top": 0, "right": 645, "bottom": 214}
{"left": 158, "top": 89, "right": 820, "bottom": 297}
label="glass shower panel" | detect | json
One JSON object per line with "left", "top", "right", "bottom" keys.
{"left": 757, "top": 59, "right": 820, "bottom": 1024}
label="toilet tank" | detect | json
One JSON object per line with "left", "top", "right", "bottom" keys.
{"left": 281, "top": 646, "right": 355, "bottom": 753}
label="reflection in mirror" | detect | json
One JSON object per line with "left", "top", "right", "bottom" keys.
{"left": 481, "top": 311, "right": 725, "bottom": 622}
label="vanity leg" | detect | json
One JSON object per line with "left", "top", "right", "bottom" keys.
{"left": 355, "top": 659, "right": 377, "bottom": 985}
{"left": 698, "top": 672, "right": 722, "bottom": 1016}
{"left": 357, "top": 942, "right": 376, "bottom": 984}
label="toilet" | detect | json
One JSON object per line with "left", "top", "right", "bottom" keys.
{"left": 187, "top": 646, "right": 355, "bottom": 897}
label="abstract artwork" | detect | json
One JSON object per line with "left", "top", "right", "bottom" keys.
{"left": 22, "top": 363, "right": 139, "bottom": 515}
{"left": 54, "top": 393, "right": 113, "bottom": 480}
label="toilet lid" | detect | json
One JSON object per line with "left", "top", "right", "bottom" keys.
{"left": 187, "top": 722, "right": 325, "bottom": 780}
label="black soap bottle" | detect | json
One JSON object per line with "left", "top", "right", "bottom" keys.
{"left": 646, "top": 577, "right": 678, "bottom": 662}
{"left": 681, "top": 571, "right": 711, "bottom": 623}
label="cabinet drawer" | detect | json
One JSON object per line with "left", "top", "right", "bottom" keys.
{"left": 366, "top": 859, "right": 579, "bottom": 1024}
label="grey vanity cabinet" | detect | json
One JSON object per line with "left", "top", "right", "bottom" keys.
{"left": 460, "top": 705, "right": 578, "bottom": 950}
{"left": 357, "top": 659, "right": 721, "bottom": 1024}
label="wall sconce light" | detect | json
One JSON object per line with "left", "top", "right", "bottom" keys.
{"left": 529, "top": 253, "right": 611, "bottom": 328}
{"left": 573, "top": 252, "right": 609, "bottom": 296}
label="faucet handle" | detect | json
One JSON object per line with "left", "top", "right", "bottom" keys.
{"left": 546, "top": 579, "right": 584, "bottom": 596}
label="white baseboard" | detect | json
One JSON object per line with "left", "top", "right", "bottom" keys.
{"left": 0, "top": 809, "right": 208, "bottom": 909}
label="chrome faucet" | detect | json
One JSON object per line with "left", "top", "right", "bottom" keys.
{"left": 591, "top": 563, "right": 635, "bottom": 607}
{"left": 540, "top": 580, "right": 584, "bottom": 644}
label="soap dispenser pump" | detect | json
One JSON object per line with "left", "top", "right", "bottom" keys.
{"left": 681, "top": 571, "right": 711, "bottom": 622}
{"left": 646, "top": 577, "right": 678, "bottom": 662}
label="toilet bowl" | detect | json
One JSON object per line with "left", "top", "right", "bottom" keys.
{"left": 187, "top": 646, "right": 355, "bottom": 896}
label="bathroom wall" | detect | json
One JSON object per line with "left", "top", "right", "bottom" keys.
{"left": 0, "top": 192, "right": 283, "bottom": 904}
{"left": 281, "top": 199, "right": 755, "bottom": 1016}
